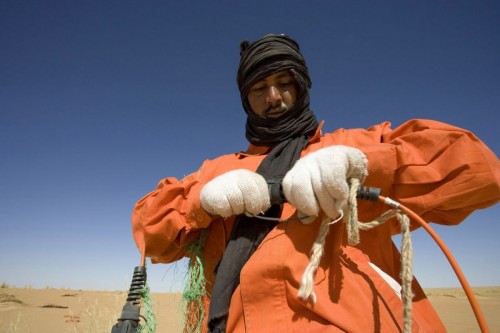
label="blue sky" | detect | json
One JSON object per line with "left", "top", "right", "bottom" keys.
{"left": 1, "top": 1, "right": 498, "bottom": 293}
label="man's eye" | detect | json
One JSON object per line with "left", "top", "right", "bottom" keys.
{"left": 252, "top": 86, "right": 266, "bottom": 94}
{"left": 279, "top": 81, "right": 293, "bottom": 88}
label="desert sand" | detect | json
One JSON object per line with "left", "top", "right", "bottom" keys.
{"left": 1, "top": 286, "right": 499, "bottom": 332}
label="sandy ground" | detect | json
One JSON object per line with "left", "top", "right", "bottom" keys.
{"left": 1, "top": 286, "right": 499, "bottom": 332}
{"left": 425, "top": 287, "right": 499, "bottom": 333}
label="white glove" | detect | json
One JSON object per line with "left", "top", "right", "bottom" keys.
{"left": 282, "top": 145, "right": 367, "bottom": 221}
{"left": 200, "top": 169, "right": 271, "bottom": 218}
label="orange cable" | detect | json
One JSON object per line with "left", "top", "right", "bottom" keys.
{"left": 140, "top": 244, "right": 146, "bottom": 267}
{"left": 379, "top": 195, "right": 490, "bottom": 333}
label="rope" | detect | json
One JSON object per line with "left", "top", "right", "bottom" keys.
{"left": 298, "top": 178, "right": 414, "bottom": 333}
{"left": 182, "top": 229, "right": 208, "bottom": 333}
{"left": 297, "top": 216, "right": 327, "bottom": 303}
{"left": 297, "top": 214, "right": 340, "bottom": 303}
{"left": 398, "top": 211, "right": 413, "bottom": 333}
{"left": 139, "top": 282, "right": 157, "bottom": 333}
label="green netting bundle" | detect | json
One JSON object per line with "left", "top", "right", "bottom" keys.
{"left": 182, "top": 230, "right": 208, "bottom": 333}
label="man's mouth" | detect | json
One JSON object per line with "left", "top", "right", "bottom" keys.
{"left": 265, "top": 105, "right": 287, "bottom": 117}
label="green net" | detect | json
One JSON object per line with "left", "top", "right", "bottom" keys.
{"left": 182, "top": 229, "right": 208, "bottom": 333}
{"left": 138, "top": 282, "right": 157, "bottom": 333}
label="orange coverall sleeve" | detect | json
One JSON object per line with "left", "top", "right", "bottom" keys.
{"left": 131, "top": 169, "right": 213, "bottom": 263}
{"left": 377, "top": 119, "right": 499, "bottom": 226}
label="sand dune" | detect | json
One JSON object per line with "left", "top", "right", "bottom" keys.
{"left": 424, "top": 287, "right": 499, "bottom": 333}
{"left": 1, "top": 286, "right": 499, "bottom": 332}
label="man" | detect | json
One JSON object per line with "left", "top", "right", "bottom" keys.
{"left": 132, "top": 34, "right": 499, "bottom": 332}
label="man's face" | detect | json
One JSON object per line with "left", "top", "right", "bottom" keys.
{"left": 247, "top": 70, "right": 297, "bottom": 118}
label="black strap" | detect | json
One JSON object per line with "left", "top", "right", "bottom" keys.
{"left": 207, "top": 135, "right": 310, "bottom": 332}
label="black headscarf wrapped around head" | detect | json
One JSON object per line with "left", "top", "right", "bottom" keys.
{"left": 207, "top": 34, "right": 318, "bottom": 333}
{"left": 237, "top": 34, "right": 318, "bottom": 145}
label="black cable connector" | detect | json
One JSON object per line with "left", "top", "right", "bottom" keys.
{"left": 111, "top": 266, "right": 147, "bottom": 333}
{"left": 356, "top": 186, "right": 381, "bottom": 201}
{"left": 267, "top": 179, "right": 287, "bottom": 205}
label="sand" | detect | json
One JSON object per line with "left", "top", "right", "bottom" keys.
{"left": 0, "top": 288, "right": 183, "bottom": 333}
{"left": 425, "top": 287, "right": 499, "bottom": 333}
{"left": 1, "top": 286, "right": 499, "bottom": 332}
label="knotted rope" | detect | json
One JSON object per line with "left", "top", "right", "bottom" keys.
{"left": 298, "top": 178, "right": 414, "bottom": 333}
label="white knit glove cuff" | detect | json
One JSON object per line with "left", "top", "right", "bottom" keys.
{"left": 200, "top": 169, "right": 271, "bottom": 218}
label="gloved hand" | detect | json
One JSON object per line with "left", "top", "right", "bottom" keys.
{"left": 282, "top": 145, "right": 367, "bottom": 222}
{"left": 200, "top": 169, "right": 271, "bottom": 218}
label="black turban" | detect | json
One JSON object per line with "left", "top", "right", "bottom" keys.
{"left": 236, "top": 34, "right": 318, "bottom": 146}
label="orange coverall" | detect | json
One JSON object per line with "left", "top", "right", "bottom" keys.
{"left": 132, "top": 119, "right": 500, "bottom": 332}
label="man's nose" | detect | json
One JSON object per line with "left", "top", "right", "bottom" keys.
{"left": 266, "top": 86, "right": 282, "bottom": 104}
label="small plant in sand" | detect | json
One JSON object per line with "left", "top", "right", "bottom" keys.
{"left": 0, "top": 292, "right": 23, "bottom": 304}
{"left": 82, "top": 299, "right": 115, "bottom": 333}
